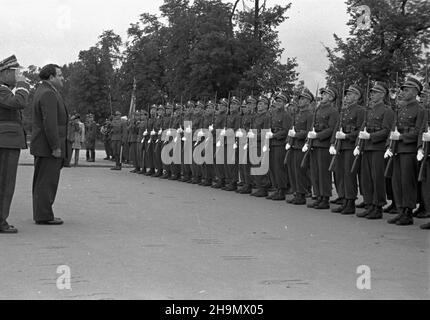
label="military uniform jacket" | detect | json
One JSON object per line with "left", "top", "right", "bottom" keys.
{"left": 330, "top": 103, "right": 365, "bottom": 150}
{"left": 395, "top": 100, "right": 425, "bottom": 154}
{"left": 291, "top": 109, "right": 313, "bottom": 150}
{"left": 110, "top": 119, "right": 126, "bottom": 142}
{"left": 128, "top": 120, "right": 139, "bottom": 143}
{"left": 30, "top": 81, "right": 68, "bottom": 158}
{"left": 225, "top": 112, "right": 241, "bottom": 145}
{"left": 361, "top": 102, "right": 394, "bottom": 151}
{"left": 313, "top": 102, "right": 339, "bottom": 149}
{"left": 251, "top": 111, "right": 271, "bottom": 145}
{"left": 85, "top": 122, "right": 97, "bottom": 148}
{"left": 0, "top": 81, "right": 30, "bottom": 149}
{"left": 137, "top": 120, "right": 147, "bottom": 143}
{"left": 241, "top": 113, "right": 253, "bottom": 131}
{"left": 418, "top": 107, "right": 429, "bottom": 152}
{"left": 270, "top": 109, "right": 291, "bottom": 147}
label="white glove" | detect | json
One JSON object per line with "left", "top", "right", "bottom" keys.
{"left": 174, "top": 137, "right": 178, "bottom": 143}
{"left": 335, "top": 131, "right": 346, "bottom": 140}
{"left": 185, "top": 126, "right": 192, "bottom": 134}
{"left": 329, "top": 145, "right": 337, "bottom": 155}
{"left": 141, "top": 138, "right": 145, "bottom": 143}
{"left": 177, "top": 128, "right": 183, "bottom": 134}
{"left": 417, "top": 149, "right": 424, "bottom": 161}
{"left": 233, "top": 143, "right": 238, "bottom": 150}
{"left": 390, "top": 131, "right": 400, "bottom": 141}
{"left": 423, "top": 131, "right": 430, "bottom": 142}
{"left": 150, "top": 130, "right": 156, "bottom": 136}
{"left": 359, "top": 131, "right": 370, "bottom": 140}
{"left": 197, "top": 130, "right": 204, "bottom": 138}
{"left": 307, "top": 131, "right": 317, "bottom": 139}
{"left": 243, "top": 143, "right": 248, "bottom": 150}
{"left": 247, "top": 131, "right": 255, "bottom": 139}
{"left": 220, "top": 129, "right": 226, "bottom": 136}
{"left": 265, "top": 131, "right": 274, "bottom": 140}
{"left": 263, "top": 145, "right": 268, "bottom": 153}
{"left": 209, "top": 125, "right": 214, "bottom": 132}
{"left": 158, "top": 129, "right": 162, "bottom": 135}
{"left": 302, "top": 144, "right": 309, "bottom": 153}
{"left": 167, "top": 129, "right": 172, "bottom": 136}
{"left": 384, "top": 149, "right": 393, "bottom": 159}
{"left": 182, "top": 137, "right": 187, "bottom": 142}
{"left": 288, "top": 129, "right": 296, "bottom": 138}
{"left": 236, "top": 130, "right": 244, "bottom": 138}
{"left": 353, "top": 147, "right": 360, "bottom": 157}
{"left": 143, "top": 130, "right": 148, "bottom": 136}
{"left": 216, "top": 140, "right": 221, "bottom": 148}
{"left": 285, "top": 143, "right": 291, "bottom": 151}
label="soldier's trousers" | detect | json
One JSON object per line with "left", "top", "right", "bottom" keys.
{"left": 224, "top": 144, "right": 238, "bottom": 185}
{"left": 360, "top": 150, "right": 386, "bottom": 207}
{"left": 288, "top": 148, "right": 309, "bottom": 196}
{"left": 66, "top": 140, "right": 73, "bottom": 165}
{"left": 129, "top": 142, "right": 138, "bottom": 166}
{"left": 214, "top": 144, "right": 225, "bottom": 182}
{"left": 335, "top": 150, "right": 358, "bottom": 200}
{"left": 420, "top": 159, "right": 430, "bottom": 211}
{"left": 145, "top": 141, "right": 154, "bottom": 170}
{"left": 123, "top": 142, "right": 129, "bottom": 162}
{"left": 86, "top": 148, "right": 95, "bottom": 161}
{"left": 182, "top": 141, "right": 192, "bottom": 178}
{"left": 136, "top": 142, "right": 144, "bottom": 169}
{"left": 392, "top": 153, "right": 418, "bottom": 210}
{"left": 239, "top": 149, "right": 252, "bottom": 187}
{"left": 32, "top": 156, "right": 63, "bottom": 222}
{"left": 111, "top": 140, "right": 122, "bottom": 167}
{"left": 310, "top": 147, "right": 332, "bottom": 198}
{"left": 104, "top": 139, "right": 112, "bottom": 158}
{"left": 268, "top": 145, "right": 288, "bottom": 191}
{"left": 202, "top": 143, "right": 215, "bottom": 182}
{"left": 251, "top": 145, "right": 269, "bottom": 190}
{"left": 171, "top": 142, "right": 181, "bottom": 176}
{"left": 0, "top": 149, "right": 20, "bottom": 228}
{"left": 153, "top": 142, "right": 163, "bottom": 171}
{"left": 191, "top": 143, "right": 202, "bottom": 179}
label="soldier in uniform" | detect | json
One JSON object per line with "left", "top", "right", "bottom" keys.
{"left": 418, "top": 85, "right": 430, "bottom": 229}
{"left": 180, "top": 101, "right": 194, "bottom": 182}
{"left": 0, "top": 55, "right": 30, "bottom": 234}
{"left": 85, "top": 113, "right": 97, "bottom": 162}
{"left": 249, "top": 96, "right": 271, "bottom": 197}
{"left": 286, "top": 89, "right": 314, "bottom": 205}
{"left": 128, "top": 111, "right": 140, "bottom": 172}
{"left": 136, "top": 110, "right": 148, "bottom": 174}
{"left": 101, "top": 117, "right": 113, "bottom": 161}
{"left": 190, "top": 101, "right": 205, "bottom": 184}
{"left": 200, "top": 100, "right": 216, "bottom": 186}
{"left": 110, "top": 111, "right": 126, "bottom": 170}
{"left": 266, "top": 93, "right": 292, "bottom": 201}
{"left": 223, "top": 97, "right": 242, "bottom": 191}
{"left": 169, "top": 103, "right": 183, "bottom": 180}
{"left": 330, "top": 84, "right": 365, "bottom": 214}
{"left": 305, "top": 87, "right": 339, "bottom": 209}
{"left": 387, "top": 77, "right": 425, "bottom": 226}
{"left": 355, "top": 81, "right": 394, "bottom": 218}
{"left": 143, "top": 105, "right": 157, "bottom": 176}
{"left": 212, "top": 98, "right": 228, "bottom": 188}
{"left": 237, "top": 96, "right": 257, "bottom": 194}
{"left": 152, "top": 105, "right": 165, "bottom": 177}
{"left": 160, "top": 103, "right": 174, "bottom": 179}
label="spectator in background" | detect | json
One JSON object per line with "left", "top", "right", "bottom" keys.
{"left": 85, "top": 113, "right": 97, "bottom": 162}
{"left": 71, "top": 114, "right": 85, "bottom": 167}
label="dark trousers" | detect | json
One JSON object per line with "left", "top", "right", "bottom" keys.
{"left": 421, "top": 160, "right": 430, "bottom": 211}
{"left": 214, "top": 144, "right": 225, "bottom": 182}
{"left": 104, "top": 139, "right": 112, "bottom": 158}
{"left": 111, "top": 140, "right": 122, "bottom": 167}
{"left": 66, "top": 140, "right": 73, "bottom": 165}
{"left": 32, "top": 156, "right": 63, "bottom": 222}
{"left": 336, "top": 150, "right": 358, "bottom": 200}
{"left": 182, "top": 141, "right": 192, "bottom": 178}
{"left": 224, "top": 144, "right": 238, "bottom": 185}
{"left": 86, "top": 148, "right": 95, "bottom": 161}
{"left": 310, "top": 147, "right": 332, "bottom": 197}
{"left": 153, "top": 142, "right": 163, "bottom": 171}
{"left": 0, "top": 149, "right": 20, "bottom": 228}
{"left": 269, "top": 145, "right": 289, "bottom": 191}
{"left": 392, "top": 153, "right": 418, "bottom": 210}
{"left": 128, "top": 142, "right": 138, "bottom": 166}
{"left": 145, "top": 141, "right": 154, "bottom": 170}
{"left": 239, "top": 148, "right": 252, "bottom": 187}
{"left": 289, "top": 148, "right": 309, "bottom": 196}
{"left": 360, "top": 150, "right": 386, "bottom": 207}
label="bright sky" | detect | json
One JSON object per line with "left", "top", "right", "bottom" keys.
{"left": 0, "top": 0, "right": 350, "bottom": 93}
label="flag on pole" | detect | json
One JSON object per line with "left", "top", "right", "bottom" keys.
{"left": 128, "top": 77, "right": 137, "bottom": 119}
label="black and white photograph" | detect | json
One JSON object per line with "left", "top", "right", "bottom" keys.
{"left": 1, "top": 0, "right": 429, "bottom": 303}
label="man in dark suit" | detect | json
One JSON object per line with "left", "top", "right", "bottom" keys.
{"left": 30, "top": 64, "right": 68, "bottom": 225}
{"left": 0, "top": 55, "right": 30, "bottom": 234}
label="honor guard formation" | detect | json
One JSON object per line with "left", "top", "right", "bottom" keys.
{"left": 99, "top": 77, "right": 430, "bottom": 231}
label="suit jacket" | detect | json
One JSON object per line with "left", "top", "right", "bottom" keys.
{"left": 30, "top": 81, "right": 68, "bottom": 159}
{"left": 0, "top": 82, "right": 30, "bottom": 149}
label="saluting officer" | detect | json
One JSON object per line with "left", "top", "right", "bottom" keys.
{"left": 286, "top": 89, "right": 314, "bottom": 205}
{"left": 356, "top": 82, "right": 394, "bottom": 219}
{"left": 387, "top": 77, "right": 425, "bottom": 226}
{"left": 330, "top": 84, "right": 365, "bottom": 214}
{"left": 306, "top": 87, "right": 339, "bottom": 209}
{"left": 0, "top": 55, "right": 30, "bottom": 234}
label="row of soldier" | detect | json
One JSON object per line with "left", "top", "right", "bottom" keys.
{"left": 101, "top": 77, "right": 430, "bottom": 230}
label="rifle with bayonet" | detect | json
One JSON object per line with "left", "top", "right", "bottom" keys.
{"left": 300, "top": 86, "right": 320, "bottom": 169}
{"left": 384, "top": 73, "right": 400, "bottom": 178}
{"left": 418, "top": 61, "right": 429, "bottom": 182}
{"left": 328, "top": 82, "right": 346, "bottom": 172}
